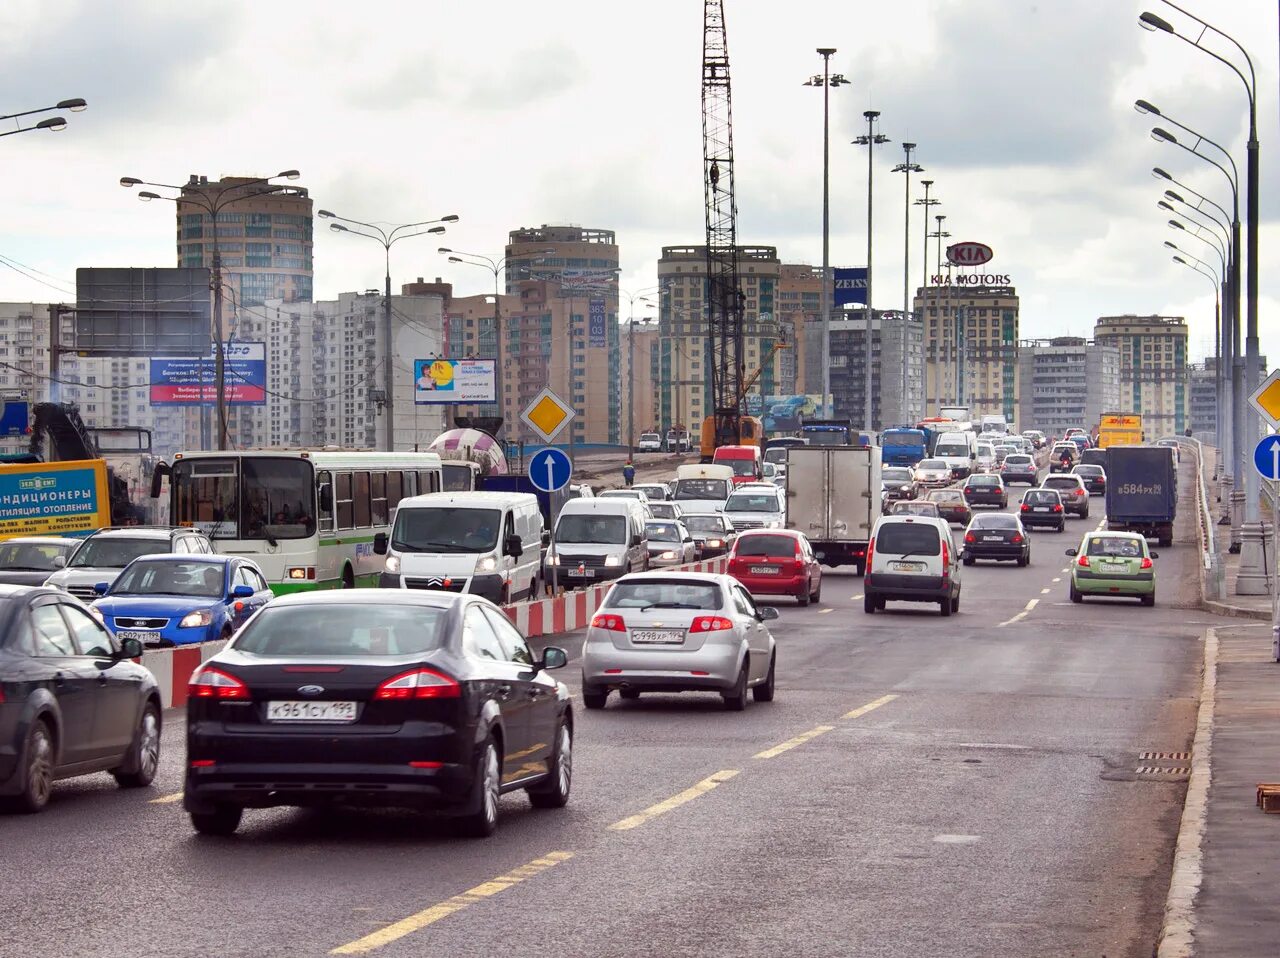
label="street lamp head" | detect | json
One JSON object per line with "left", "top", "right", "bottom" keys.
{"left": 1164, "top": 240, "right": 1179, "bottom": 250}
{"left": 316, "top": 209, "right": 335, "bottom": 218}
{"left": 56, "top": 98, "right": 87, "bottom": 112}
{"left": 1133, "top": 98, "right": 1162, "bottom": 116}
{"left": 35, "top": 117, "right": 66, "bottom": 132}
{"left": 1157, "top": 200, "right": 1176, "bottom": 212}
{"left": 441, "top": 214, "right": 460, "bottom": 222}
{"left": 1139, "top": 11, "right": 1175, "bottom": 33}
{"left": 277, "top": 170, "right": 301, "bottom": 180}
{"left": 1152, "top": 167, "right": 1172, "bottom": 181}
{"left": 1172, "top": 255, "right": 1188, "bottom": 265}
{"left": 427, "top": 226, "right": 447, "bottom": 234}
{"left": 1168, "top": 219, "right": 1187, "bottom": 231}
{"left": 119, "top": 177, "right": 142, "bottom": 188}
{"left": 1150, "top": 127, "right": 1178, "bottom": 144}
{"left": 1164, "top": 189, "right": 1185, "bottom": 203}
{"left": 921, "top": 179, "right": 934, "bottom": 187}
{"left": 329, "top": 223, "right": 348, "bottom": 233}
{"left": 830, "top": 74, "right": 850, "bottom": 86}
{"left": 437, "top": 247, "right": 453, "bottom": 254}
{"left": 902, "top": 142, "right": 917, "bottom": 151}
{"left": 816, "top": 47, "right": 837, "bottom": 56}
{"left": 137, "top": 191, "right": 161, "bottom": 202}
{"left": 448, "top": 256, "right": 463, "bottom": 264}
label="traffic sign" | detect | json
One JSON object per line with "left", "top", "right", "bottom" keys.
{"left": 528, "top": 447, "right": 572, "bottom": 493}
{"left": 1248, "top": 369, "right": 1280, "bottom": 431}
{"left": 1254, "top": 435, "right": 1280, "bottom": 481}
{"left": 520, "top": 386, "right": 576, "bottom": 444}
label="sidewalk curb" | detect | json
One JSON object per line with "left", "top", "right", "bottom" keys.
{"left": 1156, "top": 627, "right": 1217, "bottom": 958}
{"left": 1198, "top": 598, "right": 1271, "bottom": 621}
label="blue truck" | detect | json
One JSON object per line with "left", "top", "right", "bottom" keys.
{"left": 880, "top": 428, "right": 928, "bottom": 467}
{"left": 1103, "top": 446, "right": 1177, "bottom": 547}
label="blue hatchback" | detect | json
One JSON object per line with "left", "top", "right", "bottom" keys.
{"left": 91, "top": 555, "right": 273, "bottom": 647}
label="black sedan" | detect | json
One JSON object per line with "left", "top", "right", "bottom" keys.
{"left": 962, "top": 474, "right": 1009, "bottom": 509}
{"left": 0, "top": 585, "right": 160, "bottom": 812}
{"left": 683, "top": 513, "right": 737, "bottom": 558}
{"left": 184, "top": 589, "right": 572, "bottom": 838}
{"left": 1019, "top": 489, "right": 1066, "bottom": 532}
{"left": 962, "top": 514, "right": 1031, "bottom": 566}
{"left": 1071, "top": 464, "right": 1107, "bottom": 496}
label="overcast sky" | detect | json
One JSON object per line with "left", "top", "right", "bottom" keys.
{"left": 0, "top": 0, "right": 1276, "bottom": 365}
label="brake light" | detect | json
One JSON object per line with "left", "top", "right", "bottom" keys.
{"left": 690, "top": 615, "right": 734, "bottom": 632}
{"left": 1076, "top": 489, "right": 1085, "bottom": 497}
{"left": 964, "top": 487, "right": 974, "bottom": 494}
{"left": 1020, "top": 504, "right": 1029, "bottom": 512}
{"left": 1141, "top": 556, "right": 1153, "bottom": 570}
{"left": 188, "top": 666, "right": 248, "bottom": 700}
{"left": 1053, "top": 504, "right": 1063, "bottom": 512}
{"left": 374, "top": 667, "right": 461, "bottom": 700}
{"left": 591, "top": 613, "right": 627, "bottom": 632}
{"left": 189, "top": 759, "right": 215, "bottom": 768}
{"left": 1077, "top": 554, "right": 1090, "bottom": 567}
{"left": 1011, "top": 534, "right": 1023, "bottom": 544}
{"left": 866, "top": 537, "right": 875, "bottom": 568}
{"left": 941, "top": 539, "right": 950, "bottom": 574}
{"left": 409, "top": 761, "right": 444, "bottom": 769}
{"left": 964, "top": 533, "right": 976, "bottom": 543}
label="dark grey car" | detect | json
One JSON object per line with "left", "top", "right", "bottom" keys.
{"left": 0, "top": 537, "right": 81, "bottom": 587}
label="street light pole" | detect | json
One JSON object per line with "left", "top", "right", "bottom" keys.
{"left": 915, "top": 180, "right": 939, "bottom": 415}
{"left": 805, "top": 49, "right": 848, "bottom": 419}
{"left": 854, "top": 111, "right": 890, "bottom": 432}
{"left": 893, "top": 144, "right": 923, "bottom": 425}
{"left": 0, "top": 98, "right": 86, "bottom": 139}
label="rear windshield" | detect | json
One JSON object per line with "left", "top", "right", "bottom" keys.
{"left": 1074, "top": 465, "right": 1103, "bottom": 475}
{"left": 926, "top": 490, "right": 963, "bottom": 503}
{"left": 674, "top": 479, "right": 730, "bottom": 501}
{"left": 875, "top": 523, "right": 941, "bottom": 556}
{"left": 605, "top": 580, "right": 722, "bottom": 610}
{"left": 1006, "top": 455, "right": 1032, "bottom": 465}
{"left": 234, "top": 604, "right": 445, "bottom": 656}
{"left": 1042, "top": 477, "right": 1079, "bottom": 489}
{"left": 735, "top": 534, "right": 797, "bottom": 557}
{"left": 892, "top": 501, "right": 938, "bottom": 515}
{"left": 1086, "top": 536, "right": 1144, "bottom": 558}
{"left": 968, "top": 476, "right": 999, "bottom": 486}
{"left": 971, "top": 514, "right": 1019, "bottom": 529}
{"left": 1023, "top": 490, "right": 1060, "bottom": 503}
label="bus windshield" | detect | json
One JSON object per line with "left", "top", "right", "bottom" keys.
{"left": 802, "top": 429, "right": 849, "bottom": 446}
{"left": 883, "top": 432, "right": 924, "bottom": 447}
{"left": 171, "top": 456, "right": 315, "bottom": 540}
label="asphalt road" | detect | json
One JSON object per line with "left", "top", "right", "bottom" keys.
{"left": 2, "top": 458, "right": 1218, "bottom": 958}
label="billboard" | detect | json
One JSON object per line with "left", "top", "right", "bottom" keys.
{"left": 0, "top": 400, "right": 29, "bottom": 437}
{"left": 561, "top": 268, "right": 618, "bottom": 292}
{"left": 833, "top": 267, "right": 868, "bottom": 307}
{"left": 744, "top": 394, "right": 820, "bottom": 433}
{"left": 588, "top": 299, "right": 606, "bottom": 347}
{"left": 0, "top": 459, "right": 111, "bottom": 540}
{"left": 149, "top": 341, "right": 267, "bottom": 406}
{"left": 415, "top": 358, "right": 496, "bottom": 404}
{"left": 75, "top": 267, "right": 212, "bottom": 357}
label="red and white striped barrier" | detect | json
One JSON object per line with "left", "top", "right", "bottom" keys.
{"left": 501, "top": 556, "right": 729, "bottom": 639}
{"left": 139, "top": 556, "right": 729, "bottom": 708}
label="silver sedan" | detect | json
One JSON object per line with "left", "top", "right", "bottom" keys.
{"left": 582, "top": 572, "right": 778, "bottom": 711}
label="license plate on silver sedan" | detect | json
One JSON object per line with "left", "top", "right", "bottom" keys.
{"left": 267, "top": 701, "right": 357, "bottom": 723}
{"left": 631, "top": 629, "right": 685, "bottom": 645}
{"left": 749, "top": 565, "right": 780, "bottom": 574}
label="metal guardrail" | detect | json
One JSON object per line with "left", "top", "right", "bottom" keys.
{"left": 1163, "top": 435, "right": 1221, "bottom": 599}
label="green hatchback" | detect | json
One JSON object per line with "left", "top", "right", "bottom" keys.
{"left": 1065, "top": 531, "right": 1158, "bottom": 606}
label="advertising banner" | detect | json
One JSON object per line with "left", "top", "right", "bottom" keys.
{"left": 588, "top": 299, "right": 606, "bottom": 348}
{"left": 833, "top": 267, "right": 868, "bottom": 307}
{"left": 0, "top": 459, "right": 110, "bottom": 540}
{"left": 149, "top": 341, "right": 266, "bottom": 406}
{"left": 0, "top": 400, "right": 30, "bottom": 437}
{"left": 415, "top": 358, "right": 496, "bottom": 404}
{"left": 743, "top": 394, "right": 819, "bottom": 433}
{"left": 561, "top": 268, "right": 618, "bottom": 292}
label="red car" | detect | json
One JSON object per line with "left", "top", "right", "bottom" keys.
{"left": 727, "top": 530, "right": 822, "bottom": 606}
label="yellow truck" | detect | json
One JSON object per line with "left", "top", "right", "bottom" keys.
{"left": 0, "top": 458, "right": 112, "bottom": 541}
{"left": 1097, "top": 413, "right": 1143, "bottom": 449}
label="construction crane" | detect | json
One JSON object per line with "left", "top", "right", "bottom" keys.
{"left": 701, "top": 0, "right": 747, "bottom": 455}
{"left": 737, "top": 336, "right": 789, "bottom": 405}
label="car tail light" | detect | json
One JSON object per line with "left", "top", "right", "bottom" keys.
{"left": 591, "top": 613, "right": 627, "bottom": 632}
{"left": 1053, "top": 504, "right": 1063, "bottom": 512}
{"left": 1076, "top": 489, "right": 1085, "bottom": 497}
{"left": 409, "top": 761, "right": 444, "bottom": 769}
{"left": 374, "top": 667, "right": 461, "bottom": 700}
{"left": 1141, "top": 556, "right": 1153, "bottom": 570}
{"left": 941, "top": 539, "right": 950, "bottom": 575}
{"left": 189, "top": 759, "right": 215, "bottom": 768}
{"left": 964, "top": 487, "right": 974, "bottom": 494}
{"left": 1077, "top": 554, "right": 1090, "bottom": 568}
{"left": 1020, "top": 504, "right": 1029, "bottom": 512}
{"left": 188, "top": 666, "right": 248, "bottom": 700}
{"left": 964, "top": 533, "right": 976, "bottom": 543}
{"left": 866, "top": 537, "right": 875, "bottom": 568}
{"left": 690, "top": 615, "right": 734, "bottom": 632}
{"left": 1011, "top": 534, "right": 1023, "bottom": 544}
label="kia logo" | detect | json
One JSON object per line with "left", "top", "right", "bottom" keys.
{"left": 297, "top": 685, "right": 325, "bottom": 696}
{"left": 946, "top": 241, "right": 994, "bottom": 266}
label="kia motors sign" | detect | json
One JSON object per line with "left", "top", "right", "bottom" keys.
{"left": 946, "top": 242, "right": 994, "bottom": 267}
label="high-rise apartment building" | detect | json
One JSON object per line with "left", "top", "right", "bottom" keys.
{"left": 918, "top": 283, "right": 1019, "bottom": 422}
{"left": 1016, "top": 337, "right": 1121, "bottom": 437}
{"left": 1188, "top": 360, "right": 1217, "bottom": 442}
{"left": 619, "top": 319, "right": 661, "bottom": 447}
{"left": 1093, "top": 315, "right": 1189, "bottom": 435}
{"left": 775, "top": 263, "right": 823, "bottom": 397}
{"left": 824, "top": 311, "right": 924, "bottom": 430}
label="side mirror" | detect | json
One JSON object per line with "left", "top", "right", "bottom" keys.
{"left": 232, "top": 584, "right": 254, "bottom": 598}
{"left": 93, "top": 582, "right": 110, "bottom": 596}
{"left": 119, "top": 637, "right": 144, "bottom": 659}
{"left": 757, "top": 606, "right": 780, "bottom": 622}
{"left": 541, "top": 529, "right": 551, "bottom": 548}
{"left": 52, "top": 555, "right": 67, "bottom": 569}
{"left": 318, "top": 482, "right": 334, "bottom": 513}
{"left": 148, "top": 461, "right": 170, "bottom": 499}
{"left": 539, "top": 646, "right": 568, "bottom": 670}
{"left": 1149, "top": 551, "right": 1160, "bottom": 559}
{"left": 631, "top": 534, "right": 643, "bottom": 547}
{"left": 373, "top": 532, "right": 388, "bottom": 555}
{"left": 1064, "top": 548, "right": 1077, "bottom": 557}
{"left": 504, "top": 535, "right": 523, "bottom": 558}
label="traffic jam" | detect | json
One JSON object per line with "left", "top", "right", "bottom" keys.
{"left": 0, "top": 413, "right": 1181, "bottom": 840}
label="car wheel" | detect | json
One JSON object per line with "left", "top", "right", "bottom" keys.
{"left": 112, "top": 701, "right": 161, "bottom": 788}
{"left": 527, "top": 722, "right": 572, "bottom": 809}
{"left": 810, "top": 579, "right": 821, "bottom": 603}
{"left": 722, "top": 662, "right": 749, "bottom": 711}
{"left": 7, "top": 720, "right": 54, "bottom": 813}
{"left": 797, "top": 588, "right": 810, "bottom": 607}
{"left": 752, "top": 652, "right": 777, "bottom": 702}
{"left": 864, "top": 593, "right": 876, "bottom": 614}
{"left": 951, "top": 594, "right": 960, "bottom": 613}
{"left": 963, "top": 555, "right": 975, "bottom": 567}
{"left": 940, "top": 596, "right": 952, "bottom": 617}
{"left": 1057, "top": 523, "right": 1065, "bottom": 533}
{"left": 190, "top": 805, "right": 242, "bottom": 836}
{"left": 1016, "top": 554, "right": 1027, "bottom": 568}
{"left": 458, "top": 737, "right": 501, "bottom": 838}
{"left": 1141, "top": 593, "right": 1156, "bottom": 607}
{"left": 582, "top": 687, "right": 609, "bottom": 710}
{"left": 1069, "top": 582, "right": 1083, "bottom": 603}
{"left": 619, "top": 689, "right": 641, "bottom": 700}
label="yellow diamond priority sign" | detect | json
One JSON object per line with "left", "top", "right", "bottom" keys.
{"left": 1249, "top": 369, "right": 1280, "bottom": 431}
{"left": 520, "top": 386, "right": 577, "bottom": 444}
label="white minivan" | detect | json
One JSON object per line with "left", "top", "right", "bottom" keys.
{"left": 546, "top": 497, "right": 650, "bottom": 587}
{"left": 863, "top": 514, "right": 962, "bottom": 617}
{"left": 374, "top": 491, "right": 543, "bottom": 604}
{"left": 934, "top": 431, "right": 978, "bottom": 480}
{"left": 670, "top": 463, "right": 735, "bottom": 516}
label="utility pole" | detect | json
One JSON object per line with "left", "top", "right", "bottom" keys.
{"left": 893, "top": 143, "right": 923, "bottom": 424}
{"left": 915, "top": 180, "right": 939, "bottom": 415}
{"left": 854, "top": 110, "right": 889, "bottom": 432}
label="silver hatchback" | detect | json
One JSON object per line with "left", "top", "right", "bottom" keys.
{"left": 581, "top": 572, "right": 778, "bottom": 711}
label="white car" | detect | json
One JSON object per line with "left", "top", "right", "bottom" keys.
{"left": 633, "top": 483, "right": 670, "bottom": 502}
{"left": 645, "top": 520, "right": 697, "bottom": 567}
{"left": 913, "top": 458, "right": 952, "bottom": 489}
{"left": 722, "top": 486, "right": 786, "bottom": 533}
{"left": 647, "top": 501, "right": 684, "bottom": 521}
{"left": 637, "top": 433, "right": 663, "bottom": 453}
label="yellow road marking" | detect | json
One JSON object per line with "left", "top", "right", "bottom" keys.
{"left": 843, "top": 693, "right": 899, "bottom": 720}
{"left": 149, "top": 791, "right": 184, "bottom": 804}
{"left": 998, "top": 598, "right": 1039, "bottom": 628}
{"left": 330, "top": 851, "right": 574, "bottom": 954}
{"left": 608, "top": 769, "right": 739, "bottom": 831}
{"left": 754, "top": 725, "right": 835, "bottom": 759}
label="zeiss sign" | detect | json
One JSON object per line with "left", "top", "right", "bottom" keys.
{"left": 833, "top": 267, "right": 868, "bottom": 306}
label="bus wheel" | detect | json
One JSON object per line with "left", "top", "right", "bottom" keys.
{"left": 342, "top": 566, "right": 355, "bottom": 589}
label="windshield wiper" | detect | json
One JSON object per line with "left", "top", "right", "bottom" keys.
{"left": 638, "top": 602, "right": 704, "bottom": 612}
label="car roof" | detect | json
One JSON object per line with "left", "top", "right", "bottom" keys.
{"left": 125, "top": 553, "right": 233, "bottom": 565}
{"left": 737, "top": 528, "right": 802, "bottom": 538}
{"left": 0, "top": 583, "right": 63, "bottom": 599}
{"left": 1084, "top": 530, "right": 1146, "bottom": 540}
{"left": 266, "top": 587, "right": 466, "bottom": 610}
{"left": 1, "top": 536, "right": 82, "bottom": 546}
{"left": 613, "top": 570, "right": 731, "bottom": 586}
{"left": 87, "top": 526, "right": 200, "bottom": 540}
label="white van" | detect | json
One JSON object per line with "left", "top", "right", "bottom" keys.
{"left": 374, "top": 491, "right": 543, "bottom": 604}
{"left": 863, "top": 514, "right": 961, "bottom": 616}
{"left": 934, "top": 431, "right": 978, "bottom": 480}
{"left": 547, "top": 497, "right": 649, "bottom": 586}
{"left": 670, "top": 463, "right": 735, "bottom": 516}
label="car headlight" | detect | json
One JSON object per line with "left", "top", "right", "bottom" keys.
{"left": 546, "top": 555, "right": 561, "bottom": 566}
{"left": 180, "top": 609, "right": 214, "bottom": 628}
{"left": 659, "top": 550, "right": 678, "bottom": 560}
{"left": 476, "top": 556, "right": 497, "bottom": 573}
{"left": 384, "top": 554, "right": 400, "bottom": 574}
{"left": 707, "top": 539, "right": 723, "bottom": 547}
{"left": 604, "top": 555, "right": 622, "bottom": 567}
{"left": 900, "top": 485, "right": 911, "bottom": 492}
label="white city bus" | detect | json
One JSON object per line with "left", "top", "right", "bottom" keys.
{"left": 152, "top": 450, "right": 443, "bottom": 593}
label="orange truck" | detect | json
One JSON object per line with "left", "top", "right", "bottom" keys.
{"left": 1096, "top": 413, "right": 1143, "bottom": 449}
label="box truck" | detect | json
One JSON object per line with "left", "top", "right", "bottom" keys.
{"left": 784, "top": 444, "right": 882, "bottom": 574}
{"left": 1103, "top": 446, "right": 1177, "bottom": 547}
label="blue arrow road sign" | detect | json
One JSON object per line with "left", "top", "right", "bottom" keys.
{"left": 1253, "top": 435, "right": 1280, "bottom": 481}
{"left": 528, "top": 447, "right": 572, "bottom": 493}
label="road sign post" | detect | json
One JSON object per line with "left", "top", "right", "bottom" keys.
{"left": 528, "top": 447, "right": 573, "bottom": 596}
{"left": 1251, "top": 434, "right": 1280, "bottom": 658}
